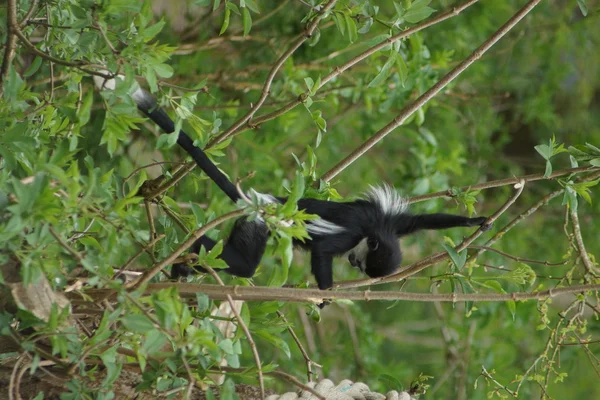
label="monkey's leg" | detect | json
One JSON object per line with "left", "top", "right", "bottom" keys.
{"left": 172, "top": 218, "right": 269, "bottom": 279}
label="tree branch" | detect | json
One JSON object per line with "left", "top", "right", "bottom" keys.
{"left": 127, "top": 209, "right": 245, "bottom": 290}
{"left": 222, "top": 0, "right": 481, "bottom": 140}
{"left": 408, "top": 166, "right": 600, "bottom": 204}
{"left": 207, "top": 0, "right": 338, "bottom": 147}
{"left": 320, "top": 0, "right": 543, "bottom": 182}
{"left": 0, "top": 0, "right": 19, "bottom": 85}
{"left": 81, "top": 282, "right": 600, "bottom": 304}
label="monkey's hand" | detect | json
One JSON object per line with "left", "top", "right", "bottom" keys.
{"left": 478, "top": 217, "right": 493, "bottom": 232}
{"left": 318, "top": 300, "right": 331, "bottom": 309}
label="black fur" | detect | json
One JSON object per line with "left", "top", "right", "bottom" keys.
{"left": 97, "top": 80, "right": 491, "bottom": 292}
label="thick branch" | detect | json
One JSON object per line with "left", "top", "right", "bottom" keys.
{"left": 80, "top": 282, "right": 600, "bottom": 304}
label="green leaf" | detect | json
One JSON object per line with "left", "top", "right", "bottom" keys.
{"left": 255, "top": 330, "right": 291, "bottom": 358}
{"left": 378, "top": 374, "right": 403, "bottom": 391}
{"left": 368, "top": 52, "right": 396, "bottom": 87}
{"left": 544, "top": 160, "right": 552, "bottom": 178}
{"left": 218, "top": 338, "right": 235, "bottom": 354}
{"left": 442, "top": 243, "right": 466, "bottom": 270}
{"left": 78, "top": 90, "right": 94, "bottom": 125}
{"left": 344, "top": 14, "right": 358, "bottom": 43}
{"left": 207, "top": 240, "right": 224, "bottom": 260}
{"left": 534, "top": 144, "right": 551, "bottom": 160}
{"left": 153, "top": 63, "right": 174, "bottom": 78}
{"left": 142, "top": 20, "right": 166, "bottom": 42}
{"left": 577, "top": 0, "right": 588, "bottom": 16}
{"left": 220, "top": 7, "right": 231, "bottom": 35}
{"left": 404, "top": 6, "right": 435, "bottom": 23}
{"left": 481, "top": 280, "right": 504, "bottom": 293}
{"left": 23, "top": 57, "right": 43, "bottom": 77}
{"left": 412, "top": 0, "right": 433, "bottom": 8}
{"left": 304, "top": 77, "right": 315, "bottom": 94}
{"left": 395, "top": 53, "right": 408, "bottom": 86}
{"left": 506, "top": 300, "right": 516, "bottom": 320}
{"left": 242, "top": 7, "right": 252, "bottom": 37}
{"left": 122, "top": 314, "right": 155, "bottom": 333}
{"left": 333, "top": 13, "right": 346, "bottom": 36}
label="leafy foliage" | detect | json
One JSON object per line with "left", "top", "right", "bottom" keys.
{"left": 1, "top": 0, "right": 600, "bottom": 399}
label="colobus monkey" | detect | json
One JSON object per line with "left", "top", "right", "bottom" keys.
{"left": 95, "top": 76, "right": 491, "bottom": 293}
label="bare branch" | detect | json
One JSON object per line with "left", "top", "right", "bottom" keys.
{"left": 82, "top": 281, "right": 600, "bottom": 304}
{"left": 408, "top": 166, "right": 599, "bottom": 204}
{"left": 205, "top": 266, "right": 265, "bottom": 399}
{"left": 207, "top": 0, "right": 338, "bottom": 147}
{"left": 320, "top": 0, "right": 543, "bottom": 182}
{"left": 570, "top": 208, "right": 600, "bottom": 276}
{"left": 0, "top": 0, "right": 19, "bottom": 85}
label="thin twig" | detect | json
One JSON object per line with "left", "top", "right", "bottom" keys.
{"left": 181, "top": 357, "right": 196, "bottom": 399}
{"left": 467, "top": 246, "right": 567, "bottom": 266}
{"left": 94, "top": 21, "right": 119, "bottom": 54}
{"left": 570, "top": 208, "right": 599, "bottom": 276}
{"left": 49, "top": 226, "right": 84, "bottom": 263}
{"left": 128, "top": 209, "right": 245, "bottom": 289}
{"left": 276, "top": 310, "right": 321, "bottom": 382}
{"left": 114, "top": 234, "right": 166, "bottom": 280}
{"left": 320, "top": 0, "right": 543, "bottom": 182}
{"left": 207, "top": 0, "right": 338, "bottom": 147}
{"left": 204, "top": 266, "right": 265, "bottom": 400}
{"left": 19, "top": 0, "right": 40, "bottom": 27}
{"left": 408, "top": 166, "right": 599, "bottom": 204}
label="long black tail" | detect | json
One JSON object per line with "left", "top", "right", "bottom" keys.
{"left": 129, "top": 85, "right": 240, "bottom": 203}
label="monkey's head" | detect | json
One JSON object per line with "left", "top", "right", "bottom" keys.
{"left": 347, "top": 234, "right": 402, "bottom": 278}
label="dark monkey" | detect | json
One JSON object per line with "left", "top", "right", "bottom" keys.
{"left": 96, "top": 77, "right": 491, "bottom": 293}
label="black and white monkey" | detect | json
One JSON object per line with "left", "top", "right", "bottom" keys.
{"left": 95, "top": 76, "right": 491, "bottom": 293}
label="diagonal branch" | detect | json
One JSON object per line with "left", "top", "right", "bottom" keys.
{"left": 220, "top": 0, "right": 481, "bottom": 140}
{"left": 127, "top": 209, "right": 245, "bottom": 290}
{"left": 206, "top": 0, "right": 338, "bottom": 147}
{"left": 335, "top": 179, "right": 526, "bottom": 289}
{"left": 320, "top": 0, "right": 544, "bottom": 182}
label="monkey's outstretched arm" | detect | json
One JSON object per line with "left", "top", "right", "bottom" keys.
{"left": 398, "top": 214, "right": 491, "bottom": 236}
